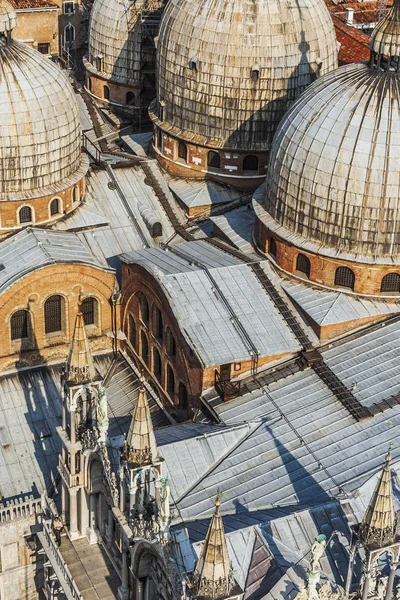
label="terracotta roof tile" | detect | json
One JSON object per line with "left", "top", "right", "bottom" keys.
{"left": 331, "top": 14, "right": 371, "bottom": 64}
{"left": 9, "top": 0, "right": 58, "bottom": 9}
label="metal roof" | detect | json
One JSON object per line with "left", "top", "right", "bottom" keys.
{"left": 122, "top": 242, "right": 300, "bottom": 366}
{"left": 211, "top": 205, "right": 256, "bottom": 255}
{"left": 0, "top": 228, "right": 104, "bottom": 294}
{"left": 169, "top": 178, "right": 250, "bottom": 211}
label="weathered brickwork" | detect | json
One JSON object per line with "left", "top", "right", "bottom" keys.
{"left": 0, "top": 264, "right": 116, "bottom": 373}
{"left": 85, "top": 68, "right": 141, "bottom": 107}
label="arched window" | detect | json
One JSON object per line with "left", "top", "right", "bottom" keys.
{"left": 207, "top": 151, "right": 220, "bottom": 169}
{"left": 88, "top": 77, "right": 92, "bottom": 91}
{"left": 296, "top": 254, "right": 311, "bottom": 278}
{"left": 243, "top": 155, "right": 259, "bottom": 172}
{"left": 381, "top": 273, "right": 400, "bottom": 293}
{"left": 269, "top": 237, "right": 277, "bottom": 258}
{"left": 178, "top": 382, "right": 188, "bottom": 409}
{"left": 44, "top": 295, "right": 64, "bottom": 334}
{"left": 64, "top": 23, "right": 75, "bottom": 44}
{"left": 126, "top": 91, "right": 135, "bottom": 105}
{"left": 157, "top": 128, "right": 162, "bottom": 150}
{"left": 73, "top": 185, "right": 80, "bottom": 204}
{"left": 153, "top": 347, "right": 162, "bottom": 382}
{"left": 103, "top": 85, "right": 110, "bottom": 100}
{"left": 138, "top": 293, "right": 149, "bottom": 326}
{"left": 141, "top": 331, "right": 149, "bottom": 365}
{"left": 166, "top": 364, "right": 175, "bottom": 399}
{"left": 165, "top": 327, "right": 176, "bottom": 359}
{"left": 50, "top": 198, "right": 60, "bottom": 216}
{"left": 95, "top": 56, "right": 102, "bottom": 71}
{"left": 82, "top": 297, "right": 98, "bottom": 326}
{"left": 19, "top": 206, "right": 32, "bottom": 224}
{"left": 152, "top": 304, "right": 163, "bottom": 341}
{"left": 334, "top": 266, "right": 355, "bottom": 290}
{"left": 129, "top": 314, "right": 136, "bottom": 348}
{"left": 10, "top": 310, "right": 30, "bottom": 341}
{"left": 178, "top": 141, "right": 187, "bottom": 163}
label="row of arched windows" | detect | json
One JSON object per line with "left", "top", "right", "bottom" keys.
{"left": 10, "top": 296, "right": 98, "bottom": 341}
{"left": 17, "top": 189, "right": 80, "bottom": 225}
{"left": 269, "top": 237, "right": 400, "bottom": 293}
{"left": 101, "top": 85, "right": 135, "bottom": 106}
{"left": 175, "top": 141, "right": 259, "bottom": 173}
{"left": 128, "top": 312, "right": 188, "bottom": 408}
{"left": 137, "top": 292, "right": 177, "bottom": 359}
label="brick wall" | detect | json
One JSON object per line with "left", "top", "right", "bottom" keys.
{"left": 85, "top": 69, "right": 141, "bottom": 107}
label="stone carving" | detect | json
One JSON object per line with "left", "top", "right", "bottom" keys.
{"left": 309, "top": 535, "right": 327, "bottom": 574}
{"left": 159, "top": 477, "right": 170, "bottom": 530}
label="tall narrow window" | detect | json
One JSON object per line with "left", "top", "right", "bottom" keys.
{"left": 334, "top": 266, "right": 355, "bottom": 290}
{"left": 141, "top": 331, "right": 149, "bottom": 365}
{"left": 269, "top": 237, "right": 277, "bottom": 258}
{"left": 126, "top": 91, "right": 135, "bottom": 105}
{"left": 50, "top": 198, "right": 60, "bottom": 216}
{"left": 44, "top": 295, "right": 63, "bottom": 334}
{"left": 64, "top": 23, "right": 75, "bottom": 44}
{"left": 95, "top": 56, "right": 102, "bottom": 71}
{"left": 178, "top": 382, "right": 188, "bottom": 409}
{"left": 73, "top": 185, "right": 80, "bottom": 204}
{"left": 129, "top": 314, "right": 136, "bottom": 348}
{"left": 82, "top": 297, "right": 97, "bottom": 326}
{"left": 139, "top": 293, "right": 149, "bottom": 325}
{"left": 153, "top": 347, "right": 162, "bottom": 382}
{"left": 296, "top": 254, "right": 311, "bottom": 278}
{"left": 152, "top": 304, "right": 163, "bottom": 342}
{"left": 166, "top": 364, "right": 175, "bottom": 399}
{"left": 11, "top": 310, "right": 29, "bottom": 341}
{"left": 243, "top": 155, "right": 259, "bottom": 172}
{"left": 103, "top": 85, "right": 110, "bottom": 100}
{"left": 19, "top": 206, "right": 32, "bottom": 224}
{"left": 157, "top": 128, "right": 162, "bottom": 150}
{"left": 165, "top": 327, "right": 176, "bottom": 359}
{"left": 207, "top": 151, "right": 220, "bottom": 169}
{"left": 381, "top": 273, "right": 400, "bottom": 293}
{"left": 178, "top": 141, "right": 187, "bottom": 163}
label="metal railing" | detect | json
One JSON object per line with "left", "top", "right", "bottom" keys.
{"left": 214, "top": 370, "right": 242, "bottom": 402}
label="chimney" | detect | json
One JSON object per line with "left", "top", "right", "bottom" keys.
{"left": 345, "top": 7, "right": 354, "bottom": 24}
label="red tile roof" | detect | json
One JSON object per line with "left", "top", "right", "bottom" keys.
{"left": 9, "top": 0, "right": 58, "bottom": 9}
{"left": 331, "top": 14, "right": 371, "bottom": 64}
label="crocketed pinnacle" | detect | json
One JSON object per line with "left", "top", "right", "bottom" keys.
{"left": 65, "top": 297, "right": 96, "bottom": 385}
{"left": 123, "top": 383, "right": 159, "bottom": 467}
{"left": 370, "top": 0, "right": 400, "bottom": 58}
{"left": 0, "top": 0, "right": 16, "bottom": 37}
{"left": 359, "top": 448, "right": 397, "bottom": 549}
{"left": 192, "top": 494, "right": 238, "bottom": 600}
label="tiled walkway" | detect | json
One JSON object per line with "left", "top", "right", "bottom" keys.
{"left": 59, "top": 535, "right": 120, "bottom": 600}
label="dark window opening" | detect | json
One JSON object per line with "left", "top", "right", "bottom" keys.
{"left": 88, "top": 77, "right": 92, "bottom": 91}
{"left": 65, "top": 24, "right": 74, "bottom": 44}
{"left": 152, "top": 304, "right": 163, "bottom": 342}
{"left": 166, "top": 327, "right": 176, "bottom": 359}
{"left": 188, "top": 58, "right": 197, "bottom": 71}
{"left": 44, "top": 295, "right": 63, "bottom": 334}
{"left": 103, "top": 85, "right": 110, "bottom": 100}
{"left": 207, "top": 151, "right": 220, "bottom": 170}
{"left": 269, "top": 237, "right": 277, "bottom": 258}
{"left": 82, "top": 297, "right": 97, "bottom": 326}
{"left": 19, "top": 206, "right": 32, "bottom": 224}
{"left": 38, "top": 43, "right": 50, "bottom": 54}
{"left": 139, "top": 293, "right": 149, "bottom": 325}
{"left": 141, "top": 331, "right": 149, "bottom": 365}
{"left": 178, "top": 141, "right": 187, "bottom": 162}
{"left": 157, "top": 128, "right": 162, "bottom": 150}
{"left": 334, "top": 266, "right": 355, "bottom": 290}
{"left": 243, "top": 155, "right": 259, "bottom": 172}
{"left": 178, "top": 382, "right": 188, "bottom": 409}
{"left": 166, "top": 364, "right": 175, "bottom": 399}
{"left": 11, "top": 310, "right": 29, "bottom": 341}
{"left": 126, "top": 91, "right": 135, "bottom": 105}
{"left": 251, "top": 66, "right": 260, "bottom": 81}
{"left": 95, "top": 56, "right": 102, "bottom": 71}
{"left": 129, "top": 314, "right": 136, "bottom": 348}
{"left": 381, "top": 273, "right": 400, "bottom": 293}
{"left": 50, "top": 198, "right": 60, "bottom": 216}
{"left": 153, "top": 347, "right": 162, "bottom": 382}
{"left": 296, "top": 254, "right": 311, "bottom": 278}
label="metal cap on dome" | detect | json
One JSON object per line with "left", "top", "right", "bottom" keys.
{"left": 0, "top": 0, "right": 17, "bottom": 37}
{"left": 370, "top": 0, "right": 400, "bottom": 59}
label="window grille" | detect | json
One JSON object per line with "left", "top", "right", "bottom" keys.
{"left": 19, "top": 206, "right": 32, "bottom": 224}
{"left": 296, "top": 254, "right": 311, "bottom": 277}
{"left": 243, "top": 155, "right": 259, "bottom": 172}
{"left": 334, "top": 266, "right": 355, "bottom": 290}
{"left": 207, "top": 151, "right": 220, "bottom": 169}
{"left": 50, "top": 198, "right": 59, "bottom": 216}
{"left": 129, "top": 314, "right": 136, "bottom": 348}
{"left": 381, "top": 273, "right": 400, "bottom": 293}
{"left": 11, "top": 310, "right": 29, "bottom": 340}
{"left": 166, "top": 364, "right": 175, "bottom": 398}
{"left": 269, "top": 237, "right": 277, "bottom": 257}
{"left": 141, "top": 331, "right": 149, "bottom": 365}
{"left": 178, "top": 142, "right": 187, "bottom": 162}
{"left": 44, "top": 295, "right": 63, "bottom": 334}
{"left": 82, "top": 297, "right": 96, "bottom": 326}
{"left": 153, "top": 347, "right": 162, "bottom": 382}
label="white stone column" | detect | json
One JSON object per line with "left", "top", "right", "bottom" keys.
{"left": 61, "top": 481, "right": 67, "bottom": 523}
{"left": 345, "top": 545, "right": 356, "bottom": 597}
{"left": 362, "top": 573, "right": 370, "bottom": 600}
{"left": 87, "top": 494, "right": 98, "bottom": 544}
{"left": 69, "top": 488, "right": 79, "bottom": 539}
{"left": 385, "top": 565, "right": 397, "bottom": 600}
{"left": 118, "top": 550, "right": 130, "bottom": 600}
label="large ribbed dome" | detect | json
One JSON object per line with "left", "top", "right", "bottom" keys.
{"left": 88, "top": 0, "right": 145, "bottom": 85}
{"left": 264, "top": 62, "right": 400, "bottom": 259}
{"left": 0, "top": 10, "right": 84, "bottom": 201}
{"left": 156, "top": 0, "right": 338, "bottom": 151}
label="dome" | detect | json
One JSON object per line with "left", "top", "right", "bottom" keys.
{"left": 264, "top": 62, "right": 400, "bottom": 259}
{"left": 155, "top": 0, "right": 338, "bottom": 152}
{"left": 88, "top": 0, "right": 144, "bottom": 85}
{"left": 0, "top": 6, "right": 86, "bottom": 201}
{"left": 0, "top": 0, "right": 16, "bottom": 35}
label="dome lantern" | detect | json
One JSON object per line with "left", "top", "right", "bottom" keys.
{"left": 369, "top": 0, "right": 400, "bottom": 68}
{"left": 0, "top": 0, "right": 16, "bottom": 41}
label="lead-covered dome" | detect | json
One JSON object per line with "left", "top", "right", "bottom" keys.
{"left": 264, "top": 62, "right": 400, "bottom": 258}
{"left": 155, "top": 0, "right": 338, "bottom": 152}
{"left": 0, "top": 3, "right": 86, "bottom": 201}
